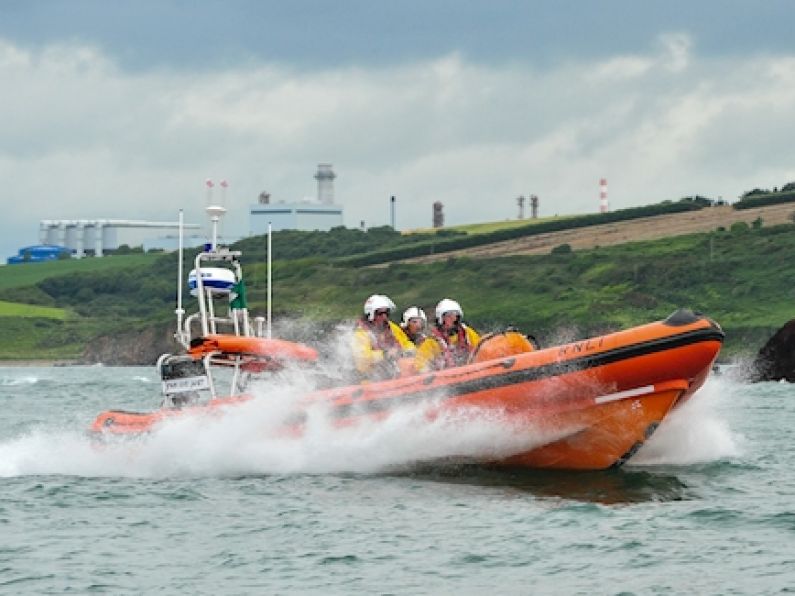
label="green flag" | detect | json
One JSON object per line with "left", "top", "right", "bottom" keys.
{"left": 231, "top": 279, "right": 248, "bottom": 310}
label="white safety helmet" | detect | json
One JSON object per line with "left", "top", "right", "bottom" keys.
{"left": 435, "top": 298, "right": 463, "bottom": 325}
{"left": 402, "top": 306, "right": 427, "bottom": 326}
{"left": 363, "top": 294, "right": 396, "bottom": 321}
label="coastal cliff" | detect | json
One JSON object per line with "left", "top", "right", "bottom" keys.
{"left": 81, "top": 324, "right": 178, "bottom": 366}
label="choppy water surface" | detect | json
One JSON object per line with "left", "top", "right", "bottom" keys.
{"left": 1, "top": 366, "right": 793, "bottom": 594}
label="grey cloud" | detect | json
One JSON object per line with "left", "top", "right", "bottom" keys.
{"left": 2, "top": 34, "right": 795, "bottom": 261}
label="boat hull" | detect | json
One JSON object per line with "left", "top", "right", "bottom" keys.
{"left": 495, "top": 382, "right": 686, "bottom": 470}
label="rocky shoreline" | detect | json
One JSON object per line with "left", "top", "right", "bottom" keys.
{"left": 0, "top": 324, "right": 179, "bottom": 367}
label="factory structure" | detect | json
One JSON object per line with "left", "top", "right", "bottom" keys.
{"left": 249, "top": 164, "right": 344, "bottom": 233}
{"left": 7, "top": 219, "right": 204, "bottom": 264}
{"left": 30, "top": 219, "right": 201, "bottom": 260}
{"left": 7, "top": 165, "right": 344, "bottom": 264}
{"left": 512, "top": 195, "right": 540, "bottom": 221}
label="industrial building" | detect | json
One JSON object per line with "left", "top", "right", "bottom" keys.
{"left": 7, "top": 245, "right": 73, "bottom": 264}
{"left": 36, "top": 219, "right": 201, "bottom": 258}
{"left": 250, "top": 164, "right": 344, "bottom": 233}
{"left": 10, "top": 164, "right": 344, "bottom": 264}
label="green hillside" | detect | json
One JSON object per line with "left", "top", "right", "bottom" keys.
{"left": 1, "top": 215, "right": 794, "bottom": 362}
{"left": 0, "top": 300, "right": 70, "bottom": 320}
{"left": 0, "top": 254, "right": 158, "bottom": 290}
{"left": 0, "top": 254, "right": 162, "bottom": 360}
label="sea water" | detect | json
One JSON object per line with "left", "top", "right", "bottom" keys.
{"left": 0, "top": 365, "right": 793, "bottom": 594}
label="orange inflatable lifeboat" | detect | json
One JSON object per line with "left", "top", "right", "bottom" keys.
{"left": 91, "top": 309, "right": 723, "bottom": 471}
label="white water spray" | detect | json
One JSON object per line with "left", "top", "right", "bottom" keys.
{"left": 630, "top": 375, "right": 744, "bottom": 466}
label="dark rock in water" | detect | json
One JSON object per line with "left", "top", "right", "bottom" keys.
{"left": 751, "top": 319, "right": 795, "bottom": 382}
{"left": 80, "top": 324, "right": 179, "bottom": 366}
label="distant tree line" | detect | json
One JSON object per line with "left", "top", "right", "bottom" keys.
{"left": 735, "top": 183, "right": 795, "bottom": 210}
{"left": 35, "top": 266, "right": 174, "bottom": 318}
{"left": 231, "top": 225, "right": 462, "bottom": 264}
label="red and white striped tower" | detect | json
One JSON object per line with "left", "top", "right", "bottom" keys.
{"left": 599, "top": 178, "right": 608, "bottom": 213}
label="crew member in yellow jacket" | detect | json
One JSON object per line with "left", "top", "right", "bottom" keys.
{"left": 415, "top": 298, "right": 480, "bottom": 373}
{"left": 352, "top": 294, "right": 414, "bottom": 380}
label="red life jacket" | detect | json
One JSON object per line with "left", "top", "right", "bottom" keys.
{"left": 430, "top": 324, "right": 472, "bottom": 368}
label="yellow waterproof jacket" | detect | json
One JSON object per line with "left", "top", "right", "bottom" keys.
{"left": 415, "top": 324, "right": 481, "bottom": 373}
{"left": 352, "top": 320, "right": 414, "bottom": 377}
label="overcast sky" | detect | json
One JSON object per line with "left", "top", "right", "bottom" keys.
{"left": 2, "top": 0, "right": 795, "bottom": 259}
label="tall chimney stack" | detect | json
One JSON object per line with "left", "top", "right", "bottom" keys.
{"left": 315, "top": 164, "right": 336, "bottom": 205}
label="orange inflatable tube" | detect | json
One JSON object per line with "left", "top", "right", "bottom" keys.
{"left": 189, "top": 334, "right": 318, "bottom": 362}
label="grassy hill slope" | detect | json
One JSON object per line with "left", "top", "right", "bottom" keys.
{"left": 0, "top": 254, "right": 159, "bottom": 290}
{"left": 1, "top": 210, "right": 794, "bottom": 362}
